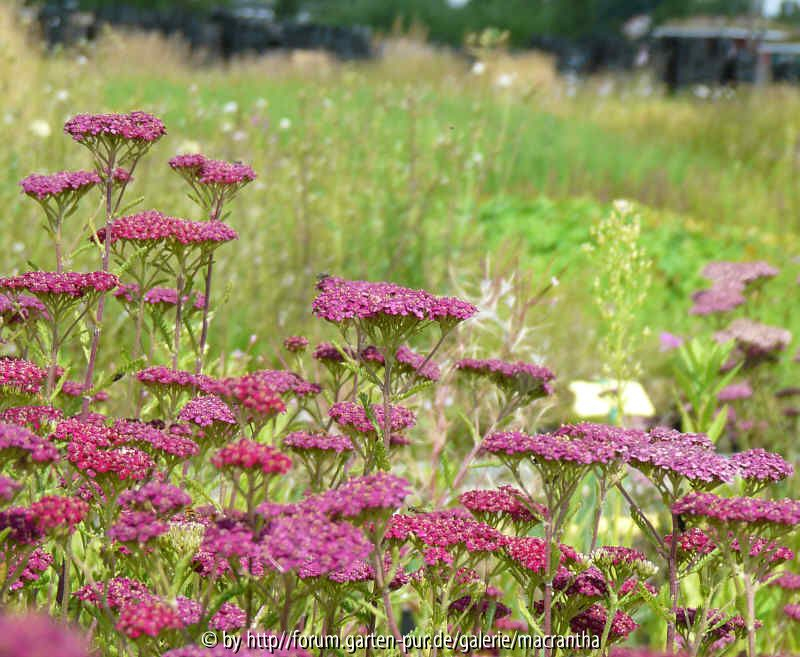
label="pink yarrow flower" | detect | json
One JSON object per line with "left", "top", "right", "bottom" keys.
{"left": 212, "top": 439, "right": 291, "bottom": 475}
{"left": 64, "top": 111, "right": 166, "bottom": 144}
{"left": 0, "top": 271, "right": 118, "bottom": 298}
{"left": 20, "top": 170, "right": 100, "bottom": 200}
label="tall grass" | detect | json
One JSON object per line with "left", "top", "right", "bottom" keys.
{"left": 1, "top": 4, "right": 798, "bottom": 393}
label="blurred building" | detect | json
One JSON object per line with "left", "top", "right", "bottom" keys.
{"left": 31, "top": 0, "right": 372, "bottom": 60}
{"left": 652, "top": 16, "right": 800, "bottom": 89}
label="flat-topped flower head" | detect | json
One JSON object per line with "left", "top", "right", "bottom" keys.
{"left": 0, "top": 271, "right": 118, "bottom": 299}
{"left": 29, "top": 495, "right": 88, "bottom": 534}
{"left": 142, "top": 287, "right": 206, "bottom": 311}
{"left": 283, "top": 335, "right": 309, "bottom": 353}
{"left": 717, "top": 381, "right": 753, "bottom": 401}
{"left": 64, "top": 111, "right": 165, "bottom": 170}
{"left": 663, "top": 528, "right": 717, "bottom": 561}
{"left": 99, "top": 211, "right": 238, "bottom": 250}
{"left": 504, "top": 536, "right": 581, "bottom": 576}
{"left": 456, "top": 357, "right": 555, "bottom": 398}
{"left": 0, "top": 611, "right": 92, "bottom": 657}
{"left": 178, "top": 395, "right": 237, "bottom": 429}
{"left": 113, "top": 419, "right": 199, "bottom": 461}
{"left": 230, "top": 370, "right": 320, "bottom": 398}
{"left": 1, "top": 405, "right": 62, "bottom": 432}
{"left": 785, "top": 604, "right": 800, "bottom": 622}
{"left": 773, "top": 572, "right": 800, "bottom": 590}
{"left": 0, "top": 423, "right": 59, "bottom": 464}
{"left": 74, "top": 576, "right": 152, "bottom": 611}
{"left": 8, "top": 547, "right": 52, "bottom": 592}
{"left": 109, "top": 511, "right": 169, "bottom": 546}
{"left": 20, "top": 170, "right": 100, "bottom": 201}
{"left": 261, "top": 507, "right": 373, "bottom": 579}
{"left": 690, "top": 283, "right": 746, "bottom": 316}
{"left": 204, "top": 374, "right": 287, "bottom": 423}
{"left": 0, "top": 294, "right": 48, "bottom": 324}
{"left": 67, "top": 440, "right": 154, "bottom": 486}
{"left": 481, "top": 429, "right": 618, "bottom": 467}
{"left": 395, "top": 345, "right": 441, "bottom": 381}
{"left": 209, "top": 603, "right": 246, "bottom": 631}
{"left": 118, "top": 482, "right": 191, "bottom": 516}
{"left": 388, "top": 509, "right": 507, "bottom": 554}
{"left": 459, "top": 486, "right": 547, "bottom": 530}
{"left": 312, "top": 276, "right": 477, "bottom": 340}
{"left": 570, "top": 604, "right": 637, "bottom": 641}
{"left": 136, "top": 366, "right": 213, "bottom": 390}
{"left": 115, "top": 597, "right": 185, "bottom": 639}
{"left": 0, "top": 476, "right": 21, "bottom": 502}
{"left": 170, "top": 153, "right": 256, "bottom": 191}
{"left": 212, "top": 439, "right": 291, "bottom": 475}
{"left": 283, "top": 431, "right": 353, "bottom": 454}
{"left": 0, "top": 358, "right": 46, "bottom": 396}
{"left": 715, "top": 318, "right": 792, "bottom": 359}
{"left": 313, "top": 472, "right": 411, "bottom": 522}
{"left": 731, "top": 448, "right": 793, "bottom": 491}
{"left": 673, "top": 492, "right": 800, "bottom": 529}
{"left": 627, "top": 428, "right": 735, "bottom": 490}
{"left": 65, "top": 111, "right": 166, "bottom": 143}
{"left": 329, "top": 401, "right": 416, "bottom": 435}
{"left": 702, "top": 260, "right": 779, "bottom": 286}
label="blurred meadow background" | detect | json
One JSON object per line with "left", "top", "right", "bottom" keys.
{"left": 2, "top": 0, "right": 800, "bottom": 417}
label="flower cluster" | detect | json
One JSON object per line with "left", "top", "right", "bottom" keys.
{"left": 312, "top": 276, "right": 477, "bottom": 329}
{"left": 0, "top": 271, "right": 119, "bottom": 298}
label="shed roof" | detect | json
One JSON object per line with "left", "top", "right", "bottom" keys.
{"left": 653, "top": 16, "right": 794, "bottom": 41}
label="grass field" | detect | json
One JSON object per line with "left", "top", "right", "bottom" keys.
{"left": 2, "top": 6, "right": 799, "bottom": 400}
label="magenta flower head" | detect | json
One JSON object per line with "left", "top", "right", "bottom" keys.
{"left": 283, "top": 335, "right": 309, "bottom": 353}
{"left": 212, "top": 439, "right": 291, "bottom": 476}
{"left": 261, "top": 507, "right": 373, "bottom": 579}
{"left": 1, "top": 405, "right": 63, "bottom": 433}
{"left": 312, "top": 276, "right": 477, "bottom": 345}
{"left": 209, "top": 602, "right": 246, "bottom": 631}
{"left": 0, "top": 294, "right": 48, "bottom": 325}
{"left": 0, "top": 358, "right": 46, "bottom": 396}
{"left": 627, "top": 427, "right": 736, "bottom": 494}
{"left": 118, "top": 481, "right": 191, "bottom": 516}
{"left": 0, "top": 476, "right": 21, "bottom": 502}
{"left": 731, "top": 448, "right": 794, "bottom": 493}
{"left": 673, "top": 492, "right": 800, "bottom": 530}
{"left": 115, "top": 597, "right": 184, "bottom": 639}
{"left": 388, "top": 509, "right": 508, "bottom": 557}
{"left": 169, "top": 154, "right": 256, "bottom": 214}
{"left": 702, "top": 260, "right": 779, "bottom": 287}
{"left": 0, "top": 271, "right": 118, "bottom": 303}
{"left": 142, "top": 287, "right": 204, "bottom": 312}
{"left": 74, "top": 576, "right": 152, "bottom": 611}
{"left": 570, "top": 604, "right": 637, "bottom": 641}
{"left": 283, "top": 431, "right": 353, "bottom": 455}
{"left": 0, "top": 611, "right": 92, "bottom": 657}
{"left": 395, "top": 345, "right": 441, "bottom": 381}
{"left": 313, "top": 472, "right": 411, "bottom": 523}
{"left": 64, "top": 111, "right": 166, "bottom": 171}
{"left": 459, "top": 486, "right": 547, "bottom": 532}
{"left": 99, "top": 211, "right": 238, "bottom": 254}
{"left": 204, "top": 374, "right": 287, "bottom": 427}
{"left": 329, "top": 401, "right": 416, "bottom": 435}
{"left": 29, "top": 495, "right": 88, "bottom": 534}
{"left": 0, "top": 422, "right": 59, "bottom": 465}
{"left": 503, "top": 536, "right": 582, "bottom": 579}
{"left": 659, "top": 332, "right": 684, "bottom": 352}
{"left": 108, "top": 510, "right": 169, "bottom": 546}
{"left": 715, "top": 318, "right": 792, "bottom": 361}
{"left": 178, "top": 395, "right": 238, "bottom": 446}
{"left": 690, "top": 283, "right": 746, "bottom": 316}
{"left": 456, "top": 357, "right": 555, "bottom": 400}
{"left": 20, "top": 171, "right": 101, "bottom": 229}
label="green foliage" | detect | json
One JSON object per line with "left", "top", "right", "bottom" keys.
{"left": 589, "top": 200, "right": 653, "bottom": 420}
{"left": 671, "top": 337, "right": 740, "bottom": 441}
